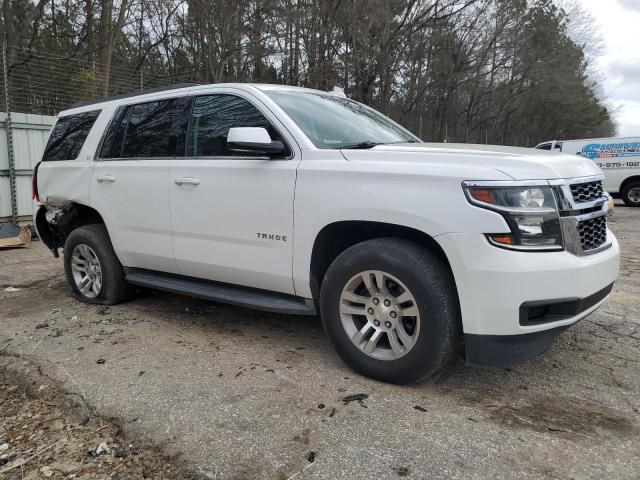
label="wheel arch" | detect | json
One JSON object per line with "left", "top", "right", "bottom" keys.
{"left": 35, "top": 202, "right": 108, "bottom": 256}
{"left": 309, "top": 220, "right": 456, "bottom": 300}
{"left": 620, "top": 175, "right": 640, "bottom": 193}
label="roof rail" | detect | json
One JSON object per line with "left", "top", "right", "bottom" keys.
{"left": 68, "top": 83, "right": 200, "bottom": 109}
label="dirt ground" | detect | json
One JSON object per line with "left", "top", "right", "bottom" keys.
{"left": 1, "top": 201, "right": 639, "bottom": 480}
{"left": 0, "top": 365, "right": 192, "bottom": 479}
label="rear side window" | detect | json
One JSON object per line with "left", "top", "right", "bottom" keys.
{"left": 187, "top": 94, "right": 285, "bottom": 157}
{"left": 42, "top": 110, "right": 100, "bottom": 161}
{"left": 101, "top": 99, "right": 180, "bottom": 158}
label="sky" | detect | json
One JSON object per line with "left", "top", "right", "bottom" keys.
{"left": 579, "top": 0, "right": 640, "bottom": 137}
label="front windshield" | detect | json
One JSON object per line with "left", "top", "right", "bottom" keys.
{"left": 265, "top": 90, "right": 420, "bottom": 149}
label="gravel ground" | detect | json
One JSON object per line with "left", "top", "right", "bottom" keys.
{"left": 0, "top": 201, "right": 638, "bottom": 480}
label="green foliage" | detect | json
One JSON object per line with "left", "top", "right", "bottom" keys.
{"left": 70, "top": 69, "right": 100, "bottom": 102}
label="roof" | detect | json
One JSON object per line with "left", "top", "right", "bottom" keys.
{"left": 63, "top": 83, "right": 330, "bottom": 114}
{"left": 68, "top": 83, "right": 199, "bottom": 109}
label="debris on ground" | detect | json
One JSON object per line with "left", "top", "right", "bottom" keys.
{"left": 94, "top": 441, "right": 110, "bottom": 455}
{"left": 0, "top": 368, "right": 194, "bottom": 479}
{"left": 3, "top": 287, "right": 20, "bottom": 293}
{"left": 0, "top": 224, "right": 31, "bottom": 250}
{"left": 342, "top": 393, "right": 369, "bottom": 408}
{"left": 393, "top": 466, "right": 410, "bottom": 477}
{"left": 414, "top": 405, "right": 427, "bottom": 412}
{"left": 307, "top": 451, "right": 316, "bottom": 463}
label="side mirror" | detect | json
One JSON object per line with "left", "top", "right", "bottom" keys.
{"left": 227, "top": 127, "right": 285, "bottom": 156}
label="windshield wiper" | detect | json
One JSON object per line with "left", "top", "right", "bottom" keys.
{"left": 340, "top": 141, "right": 381, "bottom": 149}
{"left": 340, "top": 139, "right": 420, "bottom": 149}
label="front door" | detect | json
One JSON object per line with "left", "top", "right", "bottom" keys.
{"left": 169, "top": 92, "right": 299, "bottom": 295}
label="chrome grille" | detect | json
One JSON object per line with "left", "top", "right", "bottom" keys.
{"left": 570, "top": 181, "right": 604, "bottom": 203}
{"left": 578, "top": 215, "right": 607, "bottom": 251}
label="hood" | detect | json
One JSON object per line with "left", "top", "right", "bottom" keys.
{"left": 340, "top": 142, "right": 602, "bottom": 180}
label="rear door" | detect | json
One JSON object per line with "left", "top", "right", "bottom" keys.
{"left": 169, "top": 91, "right": 299, "bottom": 294}
{"left": 90, "top": 97, "right": 189, "bottom": 273}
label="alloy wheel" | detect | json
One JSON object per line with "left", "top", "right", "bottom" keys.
{"left": 70, "top": 244, "right": 103, "bottom": 299}
{"left": 339, "top": 270, "right": 420, "bottom": 361}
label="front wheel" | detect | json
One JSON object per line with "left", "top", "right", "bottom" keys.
{"left": 621, "top": 181, "right": 640, "bottom": 207}
{"left": 320, "top": 238, "right": 460, "bottom": 384}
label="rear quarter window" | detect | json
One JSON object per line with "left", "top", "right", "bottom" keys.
{"left": 42, "top": 110, "right": 101, "bottom": 161}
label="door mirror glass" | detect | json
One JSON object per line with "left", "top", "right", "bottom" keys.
{"left": 227, "top": 127, "right": 285, "bottom": 156}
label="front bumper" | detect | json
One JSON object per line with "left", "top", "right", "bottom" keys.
{"left": 436, "top": 231, "right": 620, "bottom": 364}
{"left": 464, "top": 283, "right": 613, "bottom": 366}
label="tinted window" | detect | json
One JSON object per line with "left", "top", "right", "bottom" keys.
{"left": 100, "top": 99, "right": 179, "bottom": 158}
{"left": 99, "top": 107, "right": 129, "bottom": 158}
{"left": 537, "top": 143, "right": 551, "bottom": 150}
{"left": 42, "top": 110, "right": 100, "bottom": 161}
{"left": 121, "top": 99, "right": 178, "bottom": 157}
{"left": 187, "top": 95, "right": 284, "bottom": 156}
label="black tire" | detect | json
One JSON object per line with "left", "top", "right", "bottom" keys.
{"left": 621, "top": 181, "right": 640, "bottom": 207}
{"left": 63, "top": 224, "right": 133, "bottom": 305}
{"left": 320, "top": 238, "right": 460, "bottom": 384}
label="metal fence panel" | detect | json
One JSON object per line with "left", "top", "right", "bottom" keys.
{"left": 0, "top": 112, "right": 55, "bottom": 220}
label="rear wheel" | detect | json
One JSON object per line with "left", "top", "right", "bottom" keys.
{"left": 64, "top": 224, "right": 133, "bottom": 305}
{"left": 621, "top": 181, "right": 640, "bottom": 207}
{"left": 320, "top": 238, "right": 460, "bottom": 384}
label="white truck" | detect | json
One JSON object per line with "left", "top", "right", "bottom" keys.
{"left": 33, "top": 83, "right": 619, "bottom": 384}
{"left": 535, "top": 137, "right": 640, "bottom": 206}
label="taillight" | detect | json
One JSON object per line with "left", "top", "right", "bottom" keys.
{"left": 32, "top": 162, "right": 40, "bottom": 201}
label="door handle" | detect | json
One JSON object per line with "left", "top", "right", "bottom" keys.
{"left": 96, "top": 175, "right": 116, "bottom": 183}
{"left": 174, "top": 177, "right": 200, "bottom": 186}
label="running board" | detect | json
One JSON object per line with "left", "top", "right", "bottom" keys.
{"left": 124, "top": 268, "right": 317, "bottom": 316}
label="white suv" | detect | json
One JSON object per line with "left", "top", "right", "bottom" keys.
{"left": 33, "top": 83, "right": 620, "bottom": 383}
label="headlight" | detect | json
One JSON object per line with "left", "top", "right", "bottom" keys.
{"left": 463, "top": 183, "right": 563, "bottom": 251}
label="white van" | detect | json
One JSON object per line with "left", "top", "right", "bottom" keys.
{"left": 535, "top": 138, "right": 640, "bottom": 206}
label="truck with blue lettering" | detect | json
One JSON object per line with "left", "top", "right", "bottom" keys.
{"left": 535, "top": 137, "right": 640, "bottom": 207}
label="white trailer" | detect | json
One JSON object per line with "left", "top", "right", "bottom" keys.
{"left": 535, "top": 137, "right": 640, "bottom": 206}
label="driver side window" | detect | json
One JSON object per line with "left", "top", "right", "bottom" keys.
{"left": 187, "top": 94, "right": 286, "bottom": 157}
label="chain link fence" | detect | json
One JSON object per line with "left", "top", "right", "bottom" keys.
{"left": 1, "top": 46, "right": 194, "bottom": 116}
{"left": 1, "top": 45, "right": 514, "bottom": 221}
{"left": 1, "top": 45, "right": 490, "bottom": 143}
